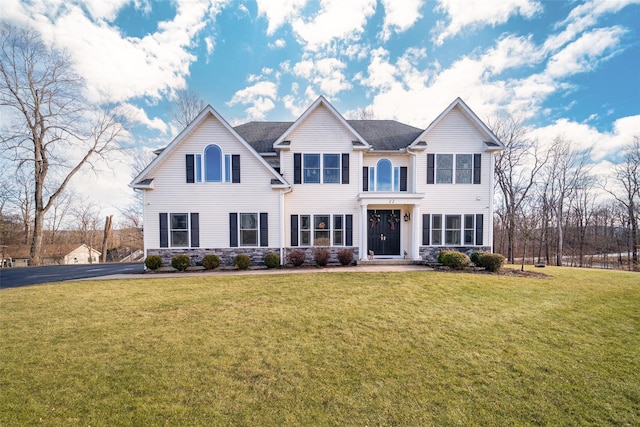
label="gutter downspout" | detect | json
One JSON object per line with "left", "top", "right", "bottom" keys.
{"left": 280, "top": 186, "right": 293, "bottom": 265}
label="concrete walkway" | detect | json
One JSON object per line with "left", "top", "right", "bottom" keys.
{"left": 80, "top": 263, "right": 432, "bottom": 281}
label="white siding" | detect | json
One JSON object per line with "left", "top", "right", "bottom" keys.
{"left": 416, "top": 106, "right": 494, "bottom": 245}
{"left": 143, "top": 115, "right": 281, "bottom": 249}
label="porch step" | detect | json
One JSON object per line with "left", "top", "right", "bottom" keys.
{"left": 358, "top": 259, "right": 426, "bottom": 266}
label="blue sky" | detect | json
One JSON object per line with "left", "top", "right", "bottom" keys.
{"left": 3, "top": 0, "right": 639, "bottom": 211}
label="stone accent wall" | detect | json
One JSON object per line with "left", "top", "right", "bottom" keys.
{"left": 419, "top": 246, "right": 492, "bottom": 262}
{"left": 283, "top": 247, "right": 359, "bottom": 265}
{"left": 148, "top": 247, "right": 280, "bottom": 267}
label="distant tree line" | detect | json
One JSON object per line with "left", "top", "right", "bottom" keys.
{"left": 490, "top": 112, "right": 639, "bottom": 271}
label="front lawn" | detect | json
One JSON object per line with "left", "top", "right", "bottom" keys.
{"left": 1, "top": 267, "right": 638, "bottom": 426}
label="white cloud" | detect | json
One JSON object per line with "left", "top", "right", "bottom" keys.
{"left": 545, "top": 26, "right": 627, "bottom": 79}
{"left": 256, "top": 0, "right": 306, "bottom": 35}
{"left": 292, "top": 57, "right": 352, "bottom": 96}
{"left": 227, "top": 81, "right": 279, "bottom": 120}
{"left": 527, "top": 115, "right": 640, "bottom": 162}
{"left": 120, "top": 103, "right": 169, "bottom": 134}
{"left": 268, "top": 38, "right": 287, "bottom": 49}
{"left": 2, "top": 0, "right": 226, "bottom": 103}
{"left": 379, "top": 0, "right": 424, "bottom": 41}
{"left": 291, "top": 0, "right": 376, "bottom": 51}
{"left": 433, "top": 0, "right": 542, "bottom": 45}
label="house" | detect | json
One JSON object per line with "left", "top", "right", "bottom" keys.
{"left": 2, "top": 244, "right": 101, "bottom": 267}
{"left": 130, "top": 96, "right": 504, "bottom": 266}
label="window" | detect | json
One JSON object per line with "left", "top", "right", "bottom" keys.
{"left": 376, "top": 159, "right": 392, "bottom": 191}
{"left": 291, "top": 214, "right": 352, "bottom": 247}
{"left": 436, "top": 154, "right": 453, "bottom": 183}
{"left": 314, "top": 215, "right": 330, "bottom": 246}
{"left": 296, "top": 153, "right": 348, "bottom": 184}
{"left": 205, "top": 145, "right": 222, "bottom": 182}
{"left": 428, "top": 154, "right": 481, "bottom": 184}
{"left": 195, "top": 154, "right": 202, "bottom": 182}
{"left": 303, "top": 154, "right": 320, "bottom": 183}
{"left": 171, "top": 213, "right": 189, "bottom": 247}
{"left": 225, "top": 154, "right": 231, "bottom": 183}
{"left": 323, "top": 154, "right": 340, "bottom": 183}
{"left": 432, "top": 215, "right": 442, "bottom": 245}
{"left": 464, "top": 214, "right": 475, "bottom": 245}
{"left": 445, "top": 215, "right": 461, "bottom": 245}
{"left": 300, "top": 215, "right": 311, "bottom": 246}
{"left": 240, "top": 213, "right": 258, "bottom": 246}
{"left": 456, "top": 154, "right": 472, "bottom": 184}
{"left": 333, "top": 215, "right": 344, "bottom": 246}
{"left": 366, "top": 159, "right": 406, "bottom": 192}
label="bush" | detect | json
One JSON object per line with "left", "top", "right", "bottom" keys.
{"left": 437, "top": 250, "right": 471, "bottom": 270}
{"left": 470, "top": 250, "right": 485, "bottom": 266}
{"left": 287, "top": 250, "right": 306, "bottom": 267}
{"left": 478, "top": 253, "right": 505, "bottom": 272}
{"left": 171, "top": 254, "right": 191, "bottom": 271}
{"left": 234, "top": 254, "right": 251, "bottom": 270}
{"left": 201, "top": 254, "right": 220, "bottom": 270}
{"left": 314, "top": 247, "right": 331, "bottom": 267}
{"left": 264, "top": 252, "right": 280, "bottom": 268}
{"left": 144, "top": 255, "right": 162, "bottom": 270}
{"left": 337, "top": 249, "right": 354, "bottom": 266}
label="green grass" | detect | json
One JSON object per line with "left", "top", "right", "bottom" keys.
{"left": 1, "top": 267, "right": 638, "bottom": 426}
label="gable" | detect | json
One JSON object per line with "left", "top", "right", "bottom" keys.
{"left": 131, "top": 106, "right": 287, "bottom": 188}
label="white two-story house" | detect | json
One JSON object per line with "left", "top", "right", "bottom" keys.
{"left": 131, "top": 96, "right": 504, "bottom": 266}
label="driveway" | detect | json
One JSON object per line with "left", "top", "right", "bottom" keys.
{"left": 0, "top": 263, "right": 144, "bottom": 289}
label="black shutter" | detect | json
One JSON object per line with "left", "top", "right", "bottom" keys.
{"left": 294, "top": 153, "right": 302, "bottom": 184}
{"left": 345, "top": 215, "right": 353, "bottom": 246}
{"left": 422, "top": 214, "right": 430, "bottom": 245}
{"left": 427, "top": 154, "right": 435, "bottom": 184}
{"left": 159, "top": 213, "right": 168, "bottom": 248}
{"left": 186, "top": 154, "right": 194, "bottom": 183}
{"left": 260, "top": 213, "right": 268, "bottom": 247}
{"left": 473, "top": 154, "right": 481, "bottom": 184}
{"left": 229, "top": 213, "right": 238, "bottom": 247}
{"left": 400, "top": 167, "right": 407, "bottom": 191}
{"left": 341, "top": 153, "right": 349, "bottom": 184}
{"left": 232, "top": 154, "right": 241, "bottom": 183}
{"left": 190, "top": 213, "right": 199, "bottom": 247}
{"left": 291, "top": 215, "right": 299, "bottom": 246}
{"left": 475, "top": 214, "right": 484, "bottom": 245}
{"left": 363, "top": 167, "right": 369, "bottom": 191}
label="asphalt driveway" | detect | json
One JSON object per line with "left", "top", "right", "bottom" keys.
{"left": 0, "top": 263, "right": 144, "bottom": 289}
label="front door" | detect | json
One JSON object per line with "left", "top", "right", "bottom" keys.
{"left": 367, "top": 209, "right": 401, "bottom": 256}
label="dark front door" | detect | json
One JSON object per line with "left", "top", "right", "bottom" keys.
{"left": 367, "top": 210, "right": 401, "bottom": 256}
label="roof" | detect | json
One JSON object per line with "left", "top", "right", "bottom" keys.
{"left": 234, "top": 119, "right": 424, "bottom": 152}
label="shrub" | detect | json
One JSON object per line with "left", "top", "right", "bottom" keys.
{"left": 234, "top": 254, "right": 251, "bottom": 270}
{"left": 478, "top": 253, "right": 505, "bottom": 272}
{"left": 287, "top": 250, "right": 306, "bottom": 267}
{"left": 144, "top": 255, "right": 162, "bottom": 270}
{"left": 314, "top": 247, "right": 331, "bottom": 267}
{"left": 470, "top": 250, "right": 485, "bottom": 266}
{"left": 171, "top": 254, "right": 191, "bottom": 271}
{"left": 264, "top": 252, "right": 280, "bottom": 268}
{"left": 337, "top": 249, "right": 354, "bottom": 266}
{"left": 201, "top": 254, "right": 220, "bottom": 270}
{"left": 437, "top": 250, "right": 471, "bottom": 270}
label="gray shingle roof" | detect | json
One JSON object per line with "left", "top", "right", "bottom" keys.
{"left": 234, "top": 120, "right": 424, "bottom": 152}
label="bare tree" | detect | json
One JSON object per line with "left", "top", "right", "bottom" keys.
{"left": 45, "top": 189, "right": 74, "bottom": 244}
{"left": 101, "top": 215, "right": 113, "bottom": 263}
{"left": 605, "top": 136, "right": 640, "bottom": 269}
{"left": 0, "top": 25, "right": 127, "bottom": 265}
{"left": 543, "top": 137, "right": 592, "bottom": 266}
{"left": 488, "top": 113, "right": 547, "bottom": 262}
{"left": 170, "top": 89, "right": 206, "bottom": 129}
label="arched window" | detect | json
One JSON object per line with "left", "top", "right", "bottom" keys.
{"left": 376, "top": 159, "right": 392, "bottom": 191}
{"left": 204, "top": 145, "right": 222, "bottom": 182}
